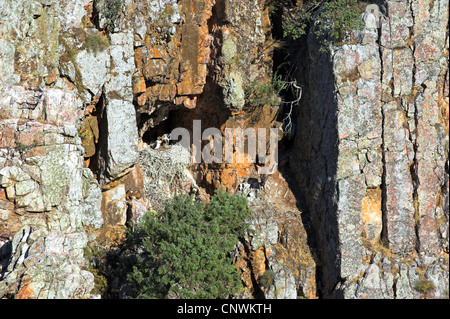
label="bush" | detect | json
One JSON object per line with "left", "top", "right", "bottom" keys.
{"left": 270, "top": 0, "right": 363, "bottom": 50}
{"left": 259, "top": 270, "right": 275, "bottom": 288}
{"left": 245, "top": 73, "right": 287, "bottom": 108}
{"left": 415, "top": 280, "right": 436, "bottom": 295}
{"left": 124, "top": 190, "right": 252, "bottom": 299}
{"left": 98, "top": 0, "right": 124, "bottom": 31}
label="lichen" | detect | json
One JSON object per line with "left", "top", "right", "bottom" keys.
{"left": 59, "top": 36, "right": 87, "bottom": 99}
{"left": 223, "top": 71, "right": 245, "bottom": 109}
{"left": 83, "top": 34, "right": 110, "bottom": 55}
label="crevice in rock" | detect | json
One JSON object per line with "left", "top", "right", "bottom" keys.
{"left": 96, "top": 90, "right": 111, "bottom": 184}
{"left": 408, "top": 0, "right": 421, "bottom": 254}
{"left": 392, "top": 275, "right": 398, "bottom": 298}
{"left": 136, "top": 101, "right": 174, "bottom": 144}
{"left": 86, "top": 93, "right": 105, "bottom": 179}
{"left": 0, "top": 241, "right": 12, "bottom": 280}
{"left": 90, "top": 0, "right": 102, "bottom": 31}
{"left": 379, "top": 15, "right": 389, "bottom": 250}
{"left": 410, "top": 134, "right": 420, "bottom": 253}
{"left": 239, "top": 237, "right": 266, "bottom": 299}
{"left": 265, "top": 3, "right": 334, "bottom": 299}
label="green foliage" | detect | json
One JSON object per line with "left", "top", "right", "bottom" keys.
{"left": 160, "top": 4, "right": 175, "bottom": 19}
{"left": 124, "top": 190, "right": 252, "bottom": 299}
{"left": 271, "top": 0, "right": 363, "bottom": 51}
{"left": 59, "top": 36, "right": 87, "bottom": 98}
{"left": 245, "top": 73, "right": 287, "bottom": 108}
{"left": 259, "top": 270, "right": 275, "bottom": 288}
{"left": 102, "top": 0, "right": 124, "bottom": 31}
{"left": 83, "top": 243, "right": 112, "bottom": 298}
{"left": 314, "top": 0, "right": 363, "bottom": 49}
{"left": 415, "top": 280, "right": 436, "bottom": 294}
{"left": 15, "top": 142, "right": 28, "bottom": 152}
{"left": 88, "top": 266, "right": 109, "bottom": 296}
{"left": 15, "top": 139, "right": 39, "bottom": 151}
{"left": 84, "top": 34, "right": 110, "bottom": 54}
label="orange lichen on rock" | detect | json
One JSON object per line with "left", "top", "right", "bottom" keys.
{"left": 361, "top": 187, "right": 383, "bottom": 243}
{"left": 251, "top": 247, "right": 268, "bottom": 280}
{"left": 134, "top": 0, "right": 214, "bottom": 108}
{"left": 96, "top": 225, "right": 127, "bottom": 248}
{"left": 437, "top": 69, "right": 449, "bottom": 135}
{"left": 15, "top": 276, "right": 35, "bottom": 299}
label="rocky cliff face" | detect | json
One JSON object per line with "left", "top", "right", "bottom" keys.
{"left": 291, "top": 0, "right": 449, "bottom": 298}
{"left": 0, "top": 0, "right": 448, "bottom": 299}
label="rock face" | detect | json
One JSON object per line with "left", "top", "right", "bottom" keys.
{"left": 0, "top": 79, "right": 103, "bottom": 298}
{"left": 234, "top": 172, "right": 317, "bottom": 299}
{"left": 98, "top": 30, "right": 139, "bottom": 184}
{"left": 291, "top": 0, "right": 449, "bottom": 298}
{"left": 0, "top": 0, "right": 109, "bottom": 298}
{"left": 132, "top": 0, "right": 214, "bottom": 136}
{"left": 0, "top": 0, "right": 448, "bottom": 299}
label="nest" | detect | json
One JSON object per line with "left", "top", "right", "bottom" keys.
{"left": 138, "top": 145, "right": 191, "bottom": 209}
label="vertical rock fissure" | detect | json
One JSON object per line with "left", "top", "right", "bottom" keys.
{"left": 380, "top": 99, "right": 389, "bottom": 247}
{"left": 264, "top": 3, "right": 324, "bottom": 298}
{"left": 239, "top": 237, "right": 266, "bottom": 299}
{"left": 378, "top": 15, "right": 389, "bottom": 248}
{"left": 409, "top": 1, "right": 421, "bottom": 252}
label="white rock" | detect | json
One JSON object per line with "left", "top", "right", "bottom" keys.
{"left": 265, "top": 263, "right": 297, "bottom": 299}
{"left": 76, "top": 49, "right": 110, "bottom": 97}
{"left": 0, "top": 39, "right": 20, "bottom": 86}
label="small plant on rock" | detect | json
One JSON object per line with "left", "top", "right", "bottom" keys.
{"left": 259, "top": 270, "right": 276, "bottom": 289}
{"left": 84, "top": 34, "right": 110, "bottom": 54}
{"left": 245, "top": 73, "right": 287, "bottom": 108}
{"left": 98, "top": 0, "right": 124, "bottom": 31}
{"left": 415, "top": 280, "right": 436, "bottom": 298}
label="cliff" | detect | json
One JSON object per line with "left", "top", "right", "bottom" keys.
{"left": 0, "top": 0, "right": 448, "bottom": 299}
{"left": 290, "top": 0, "right": 449, "bottom": 298}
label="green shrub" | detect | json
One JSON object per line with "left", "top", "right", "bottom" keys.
{"left": 415, "top": 280, "right": 436, "bottom": 295}
{"left": 83, "top": 243, "right": 112, "bottom": 298}
{"left": 270, "top": 0, "right": 363, "bottom": 51}
{"left": 89, "top": 267, "right": 109, "bottom": 296}
{"left": 15, "top": 139, "right": 39, "bottom": 151}
{"left": 124, "top": 190, "right": 252, "bottom": 299}
{"left": 245, "top": 73, "right": 287, "bottom": 108}
{"left": 100, "top": 0, "right": 124, "bottom": 31}
{"left": 259, "top": 270, "right": 275, "bottom": 288}
{"left": 59, "top": 36, "right": 87, "bottom": 97}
